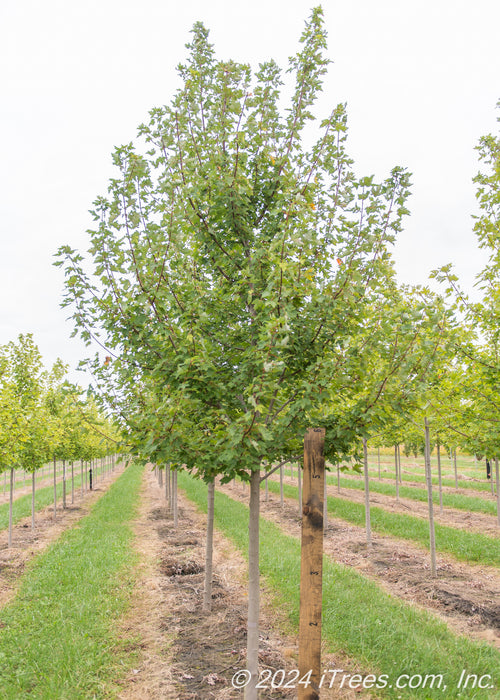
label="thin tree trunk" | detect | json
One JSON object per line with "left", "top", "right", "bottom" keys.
{"left": 62, "top": 460, "right": 66, "bottom": 509}
{"left": 491, "top": 457, "right": 495, "bottom": 496}
{"left": 165, "top": 463, "right": 169, "bottom": 502}
{"left": 203, "top": 480, "right": 215, "bottom": 611}
{"left": 245, "top": 468, "right": 260, "bottom": 700}
{"left": 378, "top": 446, "right": 381, "bottom": 480}
{"left": 424, "top": 418, "right": 437, "bottom": 578}
{"left": 8, "top": 468, "right": 14, "bottom": 546}
{"left": 81, "top": 460, "right": 84, "bottom": 496}
{"left": 31, "top": 471, "right": 36, "bottom": 531}
{"left": 280, "top": 464, "right": 284, "bottom": 508}
{"left": 53, "top": 456, "right": 57, "bottom": 519}
{"left": 496, "top": 457, "right": 500, "bottom": 528}
{"left": 398, "top": 443, "right": 402, "bottom": 483}
{"left": 158, "top": 466, "right": 163, "bottom": 488}
{"left": 71, "top": 462, "right": 74, "bottom": 504}
{"left": 173, "top": 470, "right": 178, "bottom": 529}
{"left": 363, "top": 438, "right": 371, "bottom": 547}
{"left": 265, "top": 468, "right": 269, "bottom": 502}
{"left": 337, "top": 463, "right": 340, "bottom": 493}
{"left": 453, "top": 448, "right": 458, "bottom": 489}
{"left": 437, "top": 441, "right": 443, "bottom": 514}
{"left": 323, "top": 468, "right": 328, "bottom": 532}
{"left": 298, "top": 462, "right": 302, "bottom": 514}
{"left": 395, "top": 445, "right": 399, "bottom": 502}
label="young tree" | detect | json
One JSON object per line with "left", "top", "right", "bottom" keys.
{"left": 57, "top": 10, "right": 412, "bottom": 696}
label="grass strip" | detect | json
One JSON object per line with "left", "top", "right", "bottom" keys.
{"left": 270, "top": 479, "right": 500, "bottom": 567}
{"left": 178, "top": 471, "right": 500, "bottom": 699}
{"left": 297, "top": 471, "right": 498, "bottom": 517}
{"left": 0, "top": 464, "right": 112, "bottom": 533}
{"left": 361, "top": 469, "right": 492, "bottom": 493}
{"left": 0, "top": 461, "right": 144, "bottom": 699}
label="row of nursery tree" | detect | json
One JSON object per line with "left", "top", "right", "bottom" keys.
{"left": 55, "top": 8, "right": 500, "bottom": 698}
{"left": 0, "top": 333, "right": 121, "bottom": 543}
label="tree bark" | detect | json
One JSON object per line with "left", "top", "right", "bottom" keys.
{"left": 62, "top": 460, "right": 66, "bottom": 509}
{"left": 495, "top": 457, "right": 500, "bottom": 528}
{"left": 363, "top": 438, "right": 371, "bottom": 547}
{"left": 395, "top": 445, "right": 399, "bottom": 502}
{"left": 245, "top": 468, "right": 261, "bottom": 700}
{"left": 31, "top": 471, "right": 36, "bottom": 531}
{"left": 8, "top": 468, "right": 14, "bottom": 547}
{"left": 437, "top": 441, "right": 443, "bottom": 514}
{"left": 203, "top": 480, "right": 215, "bottom": 611}
{"left": 280, "top": 464, "right": 284, "bottom": 508}
{"left": 53, "top": 457, "right": 57, "bottom": 519}
{"left": 173, "top": 469, "right": 178, "bottom": 529}
{"left": 424, "top": 418, "right": 437, "bottom": 578}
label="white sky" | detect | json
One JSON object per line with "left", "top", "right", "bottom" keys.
{"left": 1, "top": 0, "right": 499, "bottom": 381}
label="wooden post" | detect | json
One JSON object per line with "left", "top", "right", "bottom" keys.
{"left": 298, "top": 428, "right": 325, "bottom": 700}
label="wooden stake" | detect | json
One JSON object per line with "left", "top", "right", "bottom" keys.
{"left": 298, "top": 428, "right": 325, "bottom": 700}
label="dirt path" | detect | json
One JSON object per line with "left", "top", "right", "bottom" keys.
{"left": 220, "top": 481, "right": 500, "bottom": 652}
{"left": 118, "top": 469, "right": 376, "bottom": 699}
{"left": 0, "top": 461, "right": 127, "bottom": 609}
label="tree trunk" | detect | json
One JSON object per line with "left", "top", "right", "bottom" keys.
{"left": 245, "top": 468, "right": 260, "bottom": 700}
{"left": 424, "top": 418, "right": 437, "bottom": 578}
{"left": 495, "top": 457, "right": 500, "bottom": 528}
{"left": 298, "top": 462, "right": 302, "bottom": 515}
{"left": 53, "top": 457, "right": 57, "bottom": 519}
{"left": 71, "top": 462, "right": 74, "bottom": 504}
{"left": 265, "top": 468, "right": 269, "bottom": 502}
{"left": 491, "top": 457, "right": 495, "bottom": 496}
{"left": 398, "top": 443, "right": 402, "bottom": 483}
{"left": 81, "top": 460, "right": 84, "bottom": 496}
{"left": 337, "top": 463, "right": 340, "bottom": 493}
{"left": 62, "top": 460, "right": 66, "bottom": 509}
{"left": 158, "top": 466, "right": 163, "bottom": 488}
{"left": 395, "top": 445, "right": 399, "bottom": 502}
{"left": 165, "top": 463, "right": 169, "bottom": 502}
{"left": 203, "top": 480, "right": 215, "bottom": 611}
{"left": 280, "top": 464, "right": 284, "bottom": 508}
{"left": 8, "top": 468, "right": 14, "bottom": 547}
{"left": 453, "top": 448, "right": 458, "bottom": 490}
{"left": 363, "top": 438, "right": 372, "bottom": 547}
{"left": 437, "top": 441, "right": 443, "bottom": 514}
{"left": 173, "top": 470, "right": 178, "bottom": 529}
{"left": 31, "top": 471, "right": 36, "bottom": 531}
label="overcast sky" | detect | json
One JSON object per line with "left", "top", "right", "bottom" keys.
{"left": 1, "top": 0, "right": 499, "bottom": 382}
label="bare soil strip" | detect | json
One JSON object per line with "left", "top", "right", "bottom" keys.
{"left": 0, "top": 462, "right": 127, "bottom": 609}
{"left": 118, "top": 468, "right": 375, "bottom": 699}
{"left": 220, "top": 481, "right": 500, "bottom": 651}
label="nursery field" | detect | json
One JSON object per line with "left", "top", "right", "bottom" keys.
{"left": 0, "top": 457, "right": 498, "bottom": 699}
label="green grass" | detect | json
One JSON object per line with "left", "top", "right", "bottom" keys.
{"left": 292, "top": 470, "right": 499, "bottom": 517}
{"left": 0, "top": 465, "right": 118, "bottom": 533}
{"left": 179, "top": 471, "right": 500, "bottom": 699}
{"left": 360, "top": 467, "right": 493, "bottom": 493}
{"left": 270, "top": 479, "right": 500, "bottom": 567}
{"left": 0, "top": 461, "right": 144, "bottom": 699}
